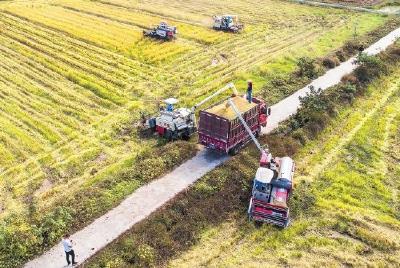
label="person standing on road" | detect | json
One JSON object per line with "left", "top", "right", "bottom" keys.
{"left": 62, "top": 234, "right": 77, "bottom": 266}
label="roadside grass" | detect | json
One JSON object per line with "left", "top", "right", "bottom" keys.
{"left": 87, "top": 53, "right": 400, "bottom": 267}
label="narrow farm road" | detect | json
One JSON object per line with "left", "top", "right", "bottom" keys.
{"left": 24, "top": 27, "right": 400, "bottom": 268}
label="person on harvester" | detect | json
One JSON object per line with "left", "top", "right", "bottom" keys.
{"left": 247, "top": 80, "right": 253, "bottom": 103}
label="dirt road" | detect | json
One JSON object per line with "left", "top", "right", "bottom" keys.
{"left": 24, "top": 27, "right": 400, "bottom": 268}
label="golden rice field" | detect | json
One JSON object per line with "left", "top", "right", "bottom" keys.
{"left": 0, "top": 0, "right": 394, "bottom": 266}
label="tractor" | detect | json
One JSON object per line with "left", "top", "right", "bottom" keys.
{"left": 213, "top": 15, "right": 244, "bottom": 33}
{"left": 143, "top": 22, "right": 177, "bottom": 41}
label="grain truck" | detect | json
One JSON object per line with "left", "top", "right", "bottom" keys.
{"left": 198, "top": 95, "right": 270, "bottom": 155}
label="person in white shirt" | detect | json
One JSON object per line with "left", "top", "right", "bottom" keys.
{"left": 62, "top": 234, "right": 77, "bottom": 266}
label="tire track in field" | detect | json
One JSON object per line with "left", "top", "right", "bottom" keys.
{"left": 0, "top": 63, "right": 90, "bottom": 141}
{"left": 0, "top": 61, "right": 75, "bottom": 142}
{"left": 56, "top": 4, "right": 213, "bottom": 48}
{"left": 0, "top": 12, "right": 177, "bottom": 90}
{"left": 0, "top": 14, "right": 158, "bottom": 82}
{"left": 188, "top": 30, "right": 321, "bottom": 98}
{"left": 168, "top": 25, "right": 315, "bottom": 85}
{"left": 1, "top": 26, "right": 129, "bottom": 91}
{"left": 0, "top": 39, "right": 115, "bottom": 114}
{"left": 167, "top": 22, "right": 317, "bottom": 77}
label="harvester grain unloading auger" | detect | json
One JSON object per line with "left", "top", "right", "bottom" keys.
{"left": 227, "top": 98, "right": 295, "bottom": 228}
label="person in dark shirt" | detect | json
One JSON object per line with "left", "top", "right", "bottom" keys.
{"left": 247, "top": 80, "right": 253, "bottom": 103}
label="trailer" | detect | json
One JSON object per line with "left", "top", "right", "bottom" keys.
{"left": 198, "top": 95, "right": 270, "bottom": 155}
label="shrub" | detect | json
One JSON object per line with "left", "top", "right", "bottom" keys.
{"left": 335, "top": 49, "right": 346, "bottom": 62}
{"left": 297, "top": 57, "right": 318, "bottom": 79}
{"left": 341, "top": 74, "right": 358, "bottom": 84}
{"left": 292, "top": 129, "right": 308, "bottom": 145}
{"left": 304, "top": 111, "right": 331, "bottom": 139}
{"left": 343, "top": 40, "right": 365, "bottom": 55}
{"left": 38, "top": 206, "right": 73, "bottom": 248}
{"left": 339, "top": 83, "right": 357, "bottom": 103}
{"left": 354, "top": 53, "right": 386, "bottom": 83}
{"left": 135, "top": 244, "right": 156, "bottom": 267}
{"left": 322, "top": 56, "right": 340, "bottom": 69}
{"left": 104, "top": 258, "right": 126, "bottom": 268}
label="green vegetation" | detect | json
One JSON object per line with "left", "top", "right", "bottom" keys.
{"left": 0, "top": 0, "right": 398, "bottom": 266}
{"left": 87, "top": 45, "right": 400, "bottom": 267}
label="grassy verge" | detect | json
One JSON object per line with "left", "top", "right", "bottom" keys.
{"left": 86, "top": 44, "right": 400, "bottom": 268}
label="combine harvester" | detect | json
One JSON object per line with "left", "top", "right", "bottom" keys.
{"left": 143, "top": 22, "right": 177, "bottom": 41}
{"left": 248, "top": 154, "right": 295, "bottom": 228}
{"left": 212, "top": 15, "right": 244, "bottom": 33}
{"left": 211, "top": 97, "right": 295, "bottom": 227}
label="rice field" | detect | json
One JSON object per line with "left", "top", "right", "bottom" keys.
{"left": 0, "top": 0, "right": 393, "bottom": 266}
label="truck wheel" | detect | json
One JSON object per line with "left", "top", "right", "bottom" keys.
{"left": 165, "top": 130, "right": 173, "bottom": 141}
{"left": 181, "top": 130, "right": 190, "bottom": 141}
{"left": 228, "top": 145, "right": 240, "bottom": 156}
{"left": 254, "top": 221, "right": 263, "bottom": 228}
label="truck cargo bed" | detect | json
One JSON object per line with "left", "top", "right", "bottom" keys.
{"left": 204, "top": 96, "right": 257, "bottom": 121}
{"left": 198, "top": 96, "right": 261, "bottom": 154}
